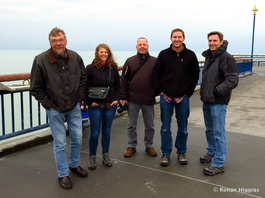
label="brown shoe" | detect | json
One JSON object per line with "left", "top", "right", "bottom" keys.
{"left": 124, "top": 147, "right": 136, "bottom": 157}
{"left": 58, "top": 176, "right": 72, "bottom": 189}
{"left": 69, "top": 165, "right": 88, "bottom": 178}
{"left": 145, "top": 147, "right": 157, "bottom": 157}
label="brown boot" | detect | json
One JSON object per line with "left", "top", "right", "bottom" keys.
{"left": 124, "top": 147, "right": 136, "bottom": 157}
{"left": 145, "top": 147, "right": 157, "bottom": 157}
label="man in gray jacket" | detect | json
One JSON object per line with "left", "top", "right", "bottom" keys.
{"left": 200, "top": 31, "right": 239, "bottom": 176}
{"left": 30, "top": 27, "right": 88, "bottom": 189}
{"left": 120, "top": 37, "right": 157, "bottom": 158}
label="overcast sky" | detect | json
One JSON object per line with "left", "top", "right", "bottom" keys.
{"left": 0, "top": 0, "right": 264, "bottom": 53}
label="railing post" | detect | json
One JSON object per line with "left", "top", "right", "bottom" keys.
{"left": 11, "top": 93, "right": 15, "bottom": 132}
{"left": 1, "top": 94, "right": 6, "bottom": 135}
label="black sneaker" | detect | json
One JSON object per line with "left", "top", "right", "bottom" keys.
{"left": 160, "top": 154, "right": 170, "bottom": 167}
{"left": 178, "top": 153, "right": 188, "bottom": 165}
{"left": 203, "top": 165, "right": 225, "bottom": 176}
{"left": 200, "top": 153, "right": 214, "bottom": 164}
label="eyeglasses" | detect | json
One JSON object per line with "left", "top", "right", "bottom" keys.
{"left": 50, "top": 39, "right": 66, "bottom": 44}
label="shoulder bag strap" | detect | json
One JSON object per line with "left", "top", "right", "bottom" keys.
{"left": 107, "top": 67, "right": 111, "bottom": 88}
{"left": 127, "top": 56, "right": 150, "bottom": 86}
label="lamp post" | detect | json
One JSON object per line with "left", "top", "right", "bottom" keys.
{"left": 251, "top": 5, "right": 258, "bottom": 58}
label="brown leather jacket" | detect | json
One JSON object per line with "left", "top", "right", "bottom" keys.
{"left": 120, "top": 53, "right": 157, "bottom": 105}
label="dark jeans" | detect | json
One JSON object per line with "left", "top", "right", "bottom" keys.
{"left": 160, "top": 95, "right": 190, "bottom": 155}
{"left": 88, "top": 104, "right": 117, "bottom": 155}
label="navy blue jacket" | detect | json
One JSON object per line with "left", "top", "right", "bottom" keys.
{"left": 153, "top": 44, "right": 200, "bottom": 97}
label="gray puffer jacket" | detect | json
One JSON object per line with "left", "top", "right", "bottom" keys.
{"left": 200, "top": 41, "right": 239, "bottom": 104}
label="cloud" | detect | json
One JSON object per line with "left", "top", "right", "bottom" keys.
{"left": 0, "top": 0, "right": 264, "bottom": 53}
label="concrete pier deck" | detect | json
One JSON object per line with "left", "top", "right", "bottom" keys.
{"left": 0, "top": 65, "right": 264, "bottom": 198}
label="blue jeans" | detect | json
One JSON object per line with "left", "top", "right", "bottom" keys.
{"left": 88, "top": 104, "right": 117, "bottom": 155}
{"left": 46, "top": 103, "right": 83, "bottom": 178}
{"left": 160, "top": 95, "right": 190, "bottom": 155}
{"left": 203, "top": 103, "right": 227, "bottom": 167}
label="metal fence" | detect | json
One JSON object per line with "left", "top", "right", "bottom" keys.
{"left": 0, "top": 85, "right": 49, "bottom": 140}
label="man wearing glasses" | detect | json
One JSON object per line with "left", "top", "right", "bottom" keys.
{"left": 30, "top": 27, "right": 88, "bottom": 189}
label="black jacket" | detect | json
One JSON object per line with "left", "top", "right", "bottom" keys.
{"left": 83, "top": 63, "right": 120, "bottom": 106}
{"left": 200, "top": 40, "right": 239, "bottom": 104}
{"left": 120, "top": 53, "right": 157, "bottom": 104}
{"left": 30, "top": 48, "right": 87, "bottom": 113}
{"left": 153, "top": 44, "right": 200, "bottom": 97}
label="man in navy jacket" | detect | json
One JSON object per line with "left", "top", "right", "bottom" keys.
{"left": 153, "top": 28, "right": 200, "bottom": 167}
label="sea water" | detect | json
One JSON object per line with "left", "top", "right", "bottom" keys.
{"left": 0, "top": 49, "right": 204, "bottom": 75}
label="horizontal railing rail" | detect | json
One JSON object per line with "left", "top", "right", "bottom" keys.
{"left": 0, "top": 59, "right": 254, "bottom": 140}
{"left": 232, "top": 54, "right": 265, "bottom": 58}
{"left": 233, "top": 54, "right": 265, "bottom": 66}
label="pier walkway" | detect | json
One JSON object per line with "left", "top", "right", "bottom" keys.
{"left": 0, "top": 65, "right": 264, "bottom": 198}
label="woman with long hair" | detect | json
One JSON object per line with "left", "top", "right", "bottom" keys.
{"left": 84, "top": 43, "right": 120, "bottom": 170}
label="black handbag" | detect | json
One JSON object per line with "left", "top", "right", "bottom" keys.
{"left": 88, "top": 69, "right": 111, "bottom": 99}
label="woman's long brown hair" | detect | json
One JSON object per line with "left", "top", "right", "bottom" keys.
{"left": 94, "top": 43, "right": 118, "bottom": 69}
